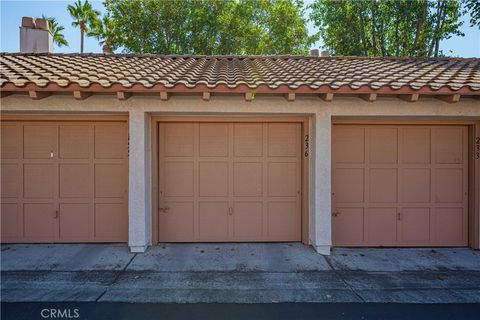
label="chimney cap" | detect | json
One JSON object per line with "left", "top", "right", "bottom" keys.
{"left": 310, "top": 49, "right": 319, "bottom": 57}
{"left": 320, "top": 50, "right": 330, "bottom": 57}
{"left": 20, "top": 17, "right": 53, "bottom": 53}
{"left": 22, "top": 16, "right": 34, "bottom": 28}
{"left": 34, "top": 18, "right": 49, "bottom": 31}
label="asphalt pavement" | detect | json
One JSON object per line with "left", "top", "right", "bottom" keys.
{"left": 2, "top": 302, "right": 480, "bottom": 320}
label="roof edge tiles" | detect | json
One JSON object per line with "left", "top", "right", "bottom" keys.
{"left": 1, "top": 53, "right": 479, "bottom": 101}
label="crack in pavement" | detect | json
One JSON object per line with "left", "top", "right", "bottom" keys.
{"left": 95, "top": 253, "right": 138, "bottom": 302}
{"left": 323, "top": 255, "right": 367, "bottom": 303}
{"left": 2, "top": 269, "right": 480, "bottom": 303}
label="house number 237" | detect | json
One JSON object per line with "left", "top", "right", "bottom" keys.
{"left": 304, "top": 135, "right": 309, "bottom": 157}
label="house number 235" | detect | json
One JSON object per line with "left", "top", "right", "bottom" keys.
{"left": 476, "top": 137, "right": 480, "bottom": 160}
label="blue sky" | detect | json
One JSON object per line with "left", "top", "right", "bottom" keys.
{"left": 1, "top": 0, "right": 479, "bottom": 57}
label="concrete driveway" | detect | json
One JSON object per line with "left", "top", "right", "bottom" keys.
{"left": 1, "top": 243, "right": 480, "bottom": 303}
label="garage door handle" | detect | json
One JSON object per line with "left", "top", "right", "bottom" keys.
{"left": 228, "top": 207, "right": 234, "bottom": 216}
{"left": 332, "top": 211, "right": 340, "bottom": 217}
{"left": 54, "top": 210, "right": 58, "bottom": 219}
{"left": 159, "top": 207, "right": 170, "bottom": 213}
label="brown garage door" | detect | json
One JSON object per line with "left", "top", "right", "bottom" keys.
{"left": 1, "top": 120, "right": 128, "bottom": 243}
{"left": 333, "top": 124, "right": 469, "bottom": 247}
{"left": 158, "top": 122, "right": 302, "bottom": 242}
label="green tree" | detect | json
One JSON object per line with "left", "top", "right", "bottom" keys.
{"left": 103, "top": 0, "right": 313, "bottom": 54}
{"left": 88, "top": 15, "right": 118, "bottom": 53}
{"left": 41, "top": 15, "right": 69, "bottom": 47}
{"left": 465, "top": 0, "right": 480, "bottom": 27}
{"left": 68, "top": 0, "right": 101, "bottom": 53}
{"left": 309, "top": 0, "right": 465, "bottom": 57}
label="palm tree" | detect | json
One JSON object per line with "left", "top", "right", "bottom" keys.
{"left": 42, "top": 15, "right": 69, "bottom": 48}
{"left": 67, "top": 0, "right": 100, "bottom": 53}
{"left": 88, "top": 15, "right": 117, "bottom": 54}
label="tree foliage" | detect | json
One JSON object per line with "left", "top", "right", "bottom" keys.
{"left": 309, "top": 0, "right": 465, "bottom": 57}
{"left": 88, "top": 14, "right": 118, "bottom": 53}
{"left": 42, "top": 15, "right": 69, "bottom": 47}
{"left": 103, "top": 0, "right": 314, "bottom": 54}
{"left": 465, "top": 0, "right": 480, "bottom": 28}
{"left": 68, "top": 0, "right": 101, "bottom": 53}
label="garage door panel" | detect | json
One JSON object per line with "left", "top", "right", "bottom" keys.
{"left": 94, "top": 125, "right": 125, "bottom": 159}
{"left": 435, "top": 169, "right": 463, "bottom": 203}
{"left": 401, "top": 128, "right": 431, "bottom": 164}
{"left": 1, "top": 164, "right": 18, "bottom": 198}
{"left": 435, "top": 208, "right": 464, "bottom": 244}
{"left": 159, "top": 121, "right": 301, "bottom": 243}
{"left": 369, "top": 169, "right": 397, "bottom": 203}
{"left": 1, "top": 120, "right": 127, "bottom": 244}
{"left": 199, "top": 123, "right": 229, "bottom": 157}
{"left": 267, "top": 202, "right": 300, "bottom": 239}
{"left": 334, "top": 168, "right": 364, "bottom": 202}
{"left": 234, "top": 162, "right": 262, "bottom": 197}
{"left": 435, "top": 127, "right": 464, "bottom": 164}
{"left": 159, "top": 122, "right": 301, "bottom": 242}
{"left": 199, "top": 202, "right": 229, "bottom": 239}
{"left": 401, "top": 169, "right": 430, "bottom": 203}
{"left": 59, "top": 125, "right": 90, "bottom": 159}
{"left": 234, "top": 123, "right": 263, "bottom": 157}
{"left": 400, "top": 208, "right": 430, "bottom": 243}
{"left": 369, "top": 128, "right": 398, "bottom": 164}
{"left": 164, "top": 123, "right": 194, "bottom": 157}
{"left": 95, "top": 164, "right": 125, "bottom": 198}
{"left": 268, "top": 162, "right": 297, "bottom": 197}
{"left": 23, "top": 164, "right": 55, "bottom": 198}
{"left": 333, "top": 208, "right": 364, "bottom": 245}
{"left": 159, "top": 202, "right": 194, "bottom": 242}
{"left": 60, "top": 164, "right": 89, "bottom": 198}
{"left": 1, "top": 125, "right": 21, "bottom": 159}
{"left": 233, "top": 202, "right": 263, "bottom": 239}
{"left": 94, "top": 203, "right": 127, "bottom": 240}
{"left": 23, "top": 125, "right": 56, "bottom": 159}
{"left": 268, "top": 123, "right": 297, "bottom": 157}
{"left": 59, "top": 203, "right": 90, "bottom": 239}
{"left": 333, "top": 124, "right": 468, "bottom": 247}
{"left": 23, "top": 203, "right": 55, "bottom": 240}
{"left": 333, "top": 127, "right": 365, "bottom": 164}
{"left": 1, "top": 203, "right": 19, "bottom": 238}
{"left": 367, "top": 208, "right": 397, "bottom": 243}
{"left": 164, "top": 162, "right": 194, "bottom": 197}
{"left": 199, "top": 162, "right": 228, "bottom": 197}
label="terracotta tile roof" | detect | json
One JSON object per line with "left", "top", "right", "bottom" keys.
{"left": 1, "top": 53, "right": 479, "bottom": 93}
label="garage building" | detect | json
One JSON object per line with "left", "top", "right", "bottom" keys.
{"left": 1, "top": 53, "right": 479, "bottom": 254}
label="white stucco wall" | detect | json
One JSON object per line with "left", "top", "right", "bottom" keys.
{"left": 128, "top": 110, "right": 152, "bottom": 252}
{"left": 1, "top": 94, "right": 479, "bottom": 253}
{"left": 312, "top": 112, "right": 332, "bottom": 255}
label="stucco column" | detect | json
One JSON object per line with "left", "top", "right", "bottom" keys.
{"left": 311, "top": 112, "right": 332, "bottom": 255}
{"left": 128, "top": 110, "right": 152, "bottom": 253}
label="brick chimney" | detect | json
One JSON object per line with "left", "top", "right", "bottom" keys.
{"left": 20, "top": 17, "right": 53, "bottom": 53}
{"left": 320, "top": 50, "right": 329, "bottom": 57}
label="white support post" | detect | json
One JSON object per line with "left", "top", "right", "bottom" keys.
{"left": 311, "top": 112, "right": 332, "bottom": 255}
{"left": 128, "top": 110, "right": 152, "bottom": 253}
